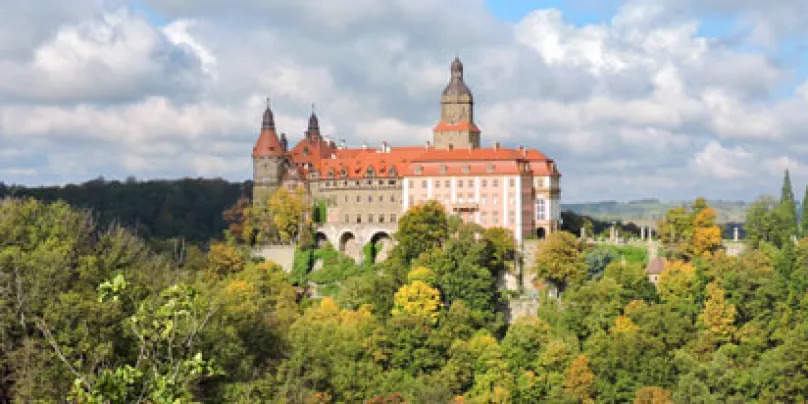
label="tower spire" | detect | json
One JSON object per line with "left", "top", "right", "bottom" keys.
{"left": 261, "top": 96, "right": 275, "bottom": 130}
{"left": 307, "top": 102, "right": 320, "bottom": 140}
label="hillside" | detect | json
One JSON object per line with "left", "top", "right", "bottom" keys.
{"left": 562, "top": 199, "right": 751, "bottom": 225}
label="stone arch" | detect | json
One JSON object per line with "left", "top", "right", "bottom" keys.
{"left": 369, "top": 231, "right": 394, "bottom": 263}
{"left": 315, "top": 232, "right": 329, "bottom": 248}
{"left": 536, "top": 227, "right": 547, "bottom": 240}
{"left": 339, "top": 231, "right": 361, "bottom": 262}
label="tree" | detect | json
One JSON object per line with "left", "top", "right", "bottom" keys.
{"left": 564, "top": 354, "right": 595, "bottom": 403}
{"left": 780, "top": 169, "right": 798, "bottom": 237}
{"left": 691, "top": 207, "right": 723, "bottom": 258}
{"left": 533, "top": 231, "right": 586, "bottom": 293}
{"left": 699, "top": 282, "right": 737, "bottom": 340}
{"left": 801, "top": 185, "right": 808, "bottom": 237}
{"left": 746, "top": 196, "right": 791, "bottom": 248}
{"left": 657, "top": 207, "right": 691, "bottom": 260}
{"left": 392, "top": 280, "right": 442, "bottom": 325}
{"left": 634, "top": 386, "right": 673, "bottom": 404}
{"left": 657, "top": 261, "right": 696, "bottom": 305}
{"left": 268, "top": 188, "right": 308, "bottom": 244}
{"left": 393, "top": 200, "right": 449, "bottom": 264}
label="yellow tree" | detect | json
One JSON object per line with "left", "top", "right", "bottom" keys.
{"left": 699, "top": 281, "right": 737, "bottom": 339}
{"left": 391, "top": 280, "right": 442, "bottom": 325}
{"left": 634, "top": 386, "right": 673, "bottom": 404}
{"left": 533, "top": 231, "right": 586, "bottom": 292}
{"left": 564, "top": 354, "right": 595, "bottom": 403}
{"left": 268, "top": 187, "right": 307, "bottom": 244}
{"left": 612, "top": 316, "right": 640, "bottom": 335}
{"left": 207, "top": 242, "right": 246, "bottom": 277}
{"left": 691, "top": 207, "right": 723, "bottom": 258}
{"left": 657, "top": 260, "right": 695, "bottom": 304}
{"left": 407, "top": 266, "right": 437, "bottom": 285}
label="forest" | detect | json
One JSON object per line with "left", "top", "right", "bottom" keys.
{"left": 2, "top": 172, "right": 808, "bottom": 403}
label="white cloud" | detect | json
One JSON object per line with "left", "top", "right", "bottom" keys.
{"left": 691, "top": 141, "right": 754, "bottom": 180}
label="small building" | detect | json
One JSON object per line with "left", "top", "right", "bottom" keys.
{"left": 645, "top": 257, "right": 665, "bottom": 285}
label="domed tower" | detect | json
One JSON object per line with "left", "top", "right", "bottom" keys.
{"left": 252, "top": 99, "right": 287, "bottom": 205}
{"left": 433, "top": 56, "right": 481, "bottom": 149}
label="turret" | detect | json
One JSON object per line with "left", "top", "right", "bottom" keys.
{"left": 252, "top": 98, "right": 286, "bottom": 205}
{"left": 433, "top": 56, "right": 480, "bottom": 149}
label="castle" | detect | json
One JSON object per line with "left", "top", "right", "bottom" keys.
{"left": 251, "top": 57, "right": 561, "bottom": 254}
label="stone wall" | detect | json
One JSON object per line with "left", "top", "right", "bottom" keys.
{"left": 504, "top": 298, "right": 541, "bottom": 324}
{"left": 252, "top": 245, "right": 297, "bottom": 273}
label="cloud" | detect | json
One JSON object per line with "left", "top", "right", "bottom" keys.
{"left": 691, "top": 141, "right": 754, "bottom": 180}
{"left": 2, "top": 0, "right": 808, "bottom": 202}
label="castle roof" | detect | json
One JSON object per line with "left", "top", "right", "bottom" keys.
{"left": 645, "top": 257, "right": 665, "bottom": 275}
{"left": 441, "top": 56, "right": 473, "bottom": 100}
{"left": 252, "top": 103, "right": 285, "bottom": 158}
{"left": 312, "top": 145, "right": 558, "bottom": 180}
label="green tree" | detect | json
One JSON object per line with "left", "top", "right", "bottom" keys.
{"left": 801, "top": 185, "right": 808, "bottom": 237}
{"left": 533, "top": 231, "right": 586, "bottom": 293}
{"left": 392, "top": 200, "right": 449, "bottom": 264}
{"left": 780, "top": 169, "right": 798, "bottom": 238}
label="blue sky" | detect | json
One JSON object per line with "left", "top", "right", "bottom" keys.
{"left": 2, "top": 0, "right": 808, "bottom": 202}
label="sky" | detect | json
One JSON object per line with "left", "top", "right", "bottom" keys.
{"left": 1, "top": 0, "right": 808, "bottom": 202}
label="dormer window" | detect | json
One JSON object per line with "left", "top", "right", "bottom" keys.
{"left": 462, "top": 164, "right": 470, "bottom": 174}
{"left": 487, "top": 164, "right": 495, "bottom": 173}
{"left": 440, "top": 165, "right": 447, "bottom": 175}
{"left": 415, "top": 165, "right": 423, "bottom": 175}
{"left": 366, "top": 165, "right": 375, "bottom": 178}
{"left": 389, "top": 166, "right": 398, "bottom": 177}
{"left": 340, "top": 168, "right": 347, "bottom": 178}
{"left": 303, "top": 146, "right": 310, "bottom": 156}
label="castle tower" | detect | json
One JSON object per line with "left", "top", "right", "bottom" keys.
{"left": 306, "top": 103, "right": 321, "bottom": 141}
{"left": 433, "top": 56, "right": 481, "bottom": 149}
{"left": 252, "top": 99, "right": 286, "bottom": 205}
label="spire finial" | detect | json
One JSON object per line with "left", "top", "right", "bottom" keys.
{"left": 266, "top": 97, "right": 271, "bottom": 109}
{"left": 311, "top": 102, "right": 316, "bottom": 114}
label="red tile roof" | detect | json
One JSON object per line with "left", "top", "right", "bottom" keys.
{"left": 432, "top": 121, "right": 481, "bottom": 133}
{"left": 252, "top": 129, "right": 285, "bottom": 158}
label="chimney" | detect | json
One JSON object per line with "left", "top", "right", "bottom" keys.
{"left": 362, "top": 143, "right": 368, "bottom": 150}
{"left": 494, "top": 141, "right": 500, "bottom": 150}
{"left": 339, "top": 139, "right": 346, "bottom": 149}
{"left": 425, "top": 141, "right": 431, "bottom": 150}
{"left": 518, "top": 144, "right": 524, "bottom": 153}
{"left": 382, "top": 141, "right": 388, "bottom": 153}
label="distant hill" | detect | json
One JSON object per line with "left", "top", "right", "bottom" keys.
{"left": 562, "top": 199, "right": 751, "bottom": 225}
{"left": 0, "top": 177, "right": 249, "bottom": 242}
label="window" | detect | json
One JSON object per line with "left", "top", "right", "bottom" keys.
{"left": 344, "top": 195, "right": 348, "bottom": 203}
{"left": 415, "top": 166, "right": 423, "bottom": 175}
{"left": 368, "top": 214, "right": 374, "bottom": 223}
{"left": 458, "top": 180, "right": 464, "bottom": 188}
{"left": 379, "top": 195, "right": 384, "bottom": 202}
{"left": 440, "top": 165, "right": 447, "bottom": 174}
{"left": 482, "top": 179, "right": 487, "bottom": 187}
{"left": 536, "top": 198, "right": 547, "bottom": 221}
{"left": 409, "top": 181, "right": 414, "bottom": 188}
{"left": 492, "top": 211, "right": 499, "bottom": 223}
{"left": 435, "top": 180, "right": 441, "bottom": 188}
{"left": 509, "top": 194, "right": 515, "bottom": 204}
{"left": 493, "top": 179, "right": 499, "bottom": 187}
{"left": 390, "top": 214, "right": 397, "bottom": 222}
{"left": 391, "top": 195, "right": 396, "bottom": 202}
{"left": 481, "top": 196, "right": 487, "bottom": 205}
{"left": 509, "top": 211, "right": 515, "bottom": 224}
{"left": 462, "top": 165, "right": 470, "bottom": 173}
{"left": 481, "top": 212, "right": 487, "bottom": 224}
{"left": 344, "top": 214, "right": 349, "bottom": 223}
{"left": 409, "top": 196, "right": 415, "bottom": 205}
{"left": 445, "top": 180, "right": 451, "bottom": 188}
{"left": 422, "top": 180, "right": 428, "bottom": 188}
{"left": 487, "top": 164, "right": 495, "bottom": 173}
{"left": 357, "top": 195, "right": 361, "bottom": 203}
{"left": 379, "top": 215, "right": 385, "bottom": 223}
{"left": 356, "top": 215, "right": 362, "bottom": 223}
{"left": 368, "top": 195, "right": 373, "bottom": 202}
